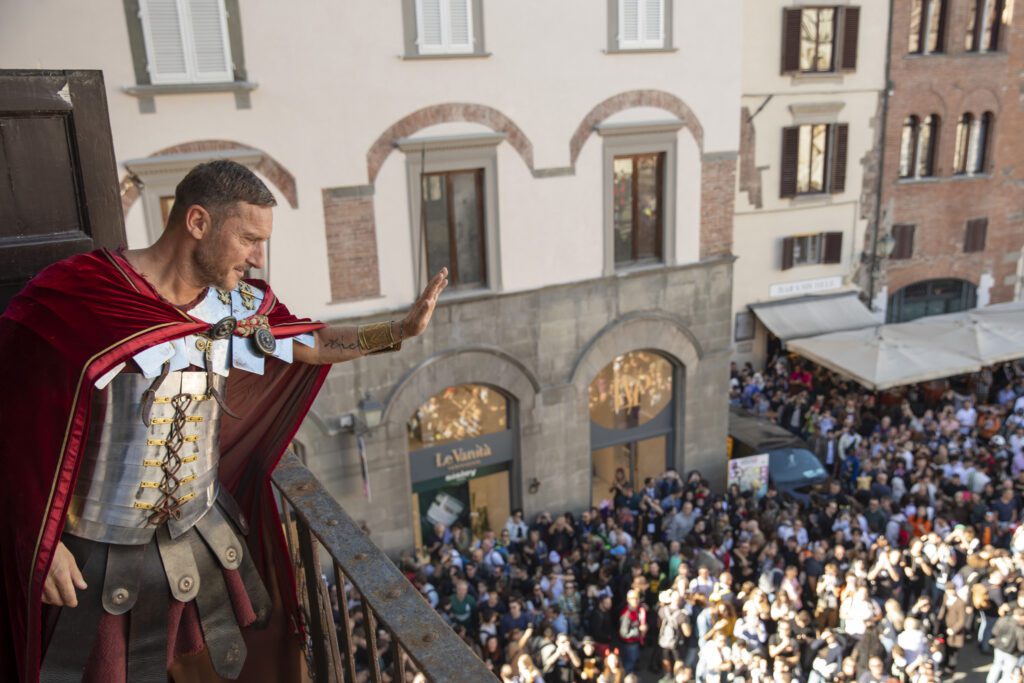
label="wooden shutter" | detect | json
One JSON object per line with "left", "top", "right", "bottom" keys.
{"left": 823, "top": 232, "right": 844, "bottom": 264}
{"left": 416, "top": 0, "right": 444, "bottom": 51}
{"left": 964, "top": 217, "right": 988, "bottom": 252}
{"left": 644, "top": 0, "right": 664, "bottom": 44}
{"left": 141, "top": 0, "right": 189, "bottom": 83}
{"left": 780, "top": 127, "right": 800, "bottom": 198}
{"left": 892, "top": 224, "right": 915, "bottom": 260}
{"left": 620, "top": 0, "right": 640, "bottom": 46}
{"left": 781, "top": 237, "right": 795, "bottom": 270}
{"left": 829, "top": 124, "right": 849, "bottom": 193}
{"left": 781, "top": 8, "right": 803, "bottom": 73}
{"left": 186, "top": 0, "right": 232, "bottom": 81}
{"left": 447, "top": 0, "right": 473, "bottom": 51}
{"left": 840, "top": 7, "right": 860, "bottom": 70}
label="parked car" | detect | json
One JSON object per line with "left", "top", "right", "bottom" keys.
{"left": 728, "top": 408, "right": 829, "bottom": 503}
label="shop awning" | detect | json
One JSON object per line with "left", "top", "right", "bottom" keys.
{"left": 786, "top": 301, "right": 1024, "bottom": 390}
{"left": 749, "top": 291, "right": 878, "bottom": 342}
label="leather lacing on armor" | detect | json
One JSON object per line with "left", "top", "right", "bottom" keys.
{"left": 139, "top": 332, "right": 238, "bottom": 526}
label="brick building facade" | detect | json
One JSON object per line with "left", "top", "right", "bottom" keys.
{"left": 866, "top": 0, "right": 1024, "bottom": 320}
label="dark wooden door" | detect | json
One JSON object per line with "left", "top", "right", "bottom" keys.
{"left": 0, "top": 69, "right": 125, "bottom": 311}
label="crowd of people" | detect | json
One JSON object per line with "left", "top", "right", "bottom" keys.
{"left": 330, "top": 356, "right": 1024, "bottom": 683}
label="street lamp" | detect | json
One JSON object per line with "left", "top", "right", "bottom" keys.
{"left": 358, "top": 394, "right": 384, "bottom": 430}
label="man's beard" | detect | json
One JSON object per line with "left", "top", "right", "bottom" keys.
{"left": 193, "top": 242, "right": 234, "bottom": 290}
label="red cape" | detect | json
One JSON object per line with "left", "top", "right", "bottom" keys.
{"left": 0, "top": 249, "right": 329, "bottom": 683}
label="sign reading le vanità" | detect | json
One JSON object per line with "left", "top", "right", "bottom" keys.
{"left": 409, "top": 430, "right": 515, "bottom": 484}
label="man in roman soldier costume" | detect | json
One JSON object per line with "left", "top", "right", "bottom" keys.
{"left": 0, "top": 160, "right": 448, "bottom": 682}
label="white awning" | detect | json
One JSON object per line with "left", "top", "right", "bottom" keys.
{"left": 787, "top": 302, "right": 1024, "bottom": 390}
{"left": 749, "top": 291, "right": 878, "bottom": 342}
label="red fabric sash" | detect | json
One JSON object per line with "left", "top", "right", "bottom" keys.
{"left": 0, "top": 249, "right": 328, "bottom": 682}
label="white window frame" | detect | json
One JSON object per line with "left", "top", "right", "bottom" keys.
{"left": 415, "top": 0, "right": 475, "bottom": 55}
{"left": 618, "top": 0, "right": 666, "bottom": 50}
{"left": 791, "top": 234, "right": 824, "bottom": 267}
{"left": 139, "top": 0, "right": 234, "bottom": 85}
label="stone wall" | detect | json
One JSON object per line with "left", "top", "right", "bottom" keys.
{"left": 295, "top": 257, "right": 734, "bottom": 554}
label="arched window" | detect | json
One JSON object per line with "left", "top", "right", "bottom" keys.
{"left": 916, "top": 114, "right": 939, "bottom": 177}
{"left": 953, "top": 113, "right": 973, "bottom": 174}
{"left": 970, "top": 111, "right": 993, "bottom": 174}
{"left": 887, "top": 279, "right": 977, "bottom": 323}
{"left": 899, "top": 116, "right": 920, "bottom": 178}
{"left": 589, "top": 350, "right": 678, "bottom": 506}
{"left": 406, "top": 384, "right": 516, "bottom": 549}
{"left": 909, "top": 0, "right": 946, "bottom": 54}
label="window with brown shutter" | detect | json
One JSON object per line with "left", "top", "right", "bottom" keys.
{"left": 823, "top": 232, "right": 843, "bottom": 264}
{"left": 781, "top": 8, "right": 803, "bottom": 73}
{"left": 829, "top": 123, "right": 849, "bottom": 193}
{"left": 891, "top": 224, "right": 915, "bottom": 260}
{"left": 964, "top": 218, "right": 988, "bottom": 253}
{"left": 840, "top": 7, "right": 860, "bottom": 69}
{"left": 780, "top": 127, "right": 800, "bottom": 198}
{"left": 781, "top": 237, "right": 795, "bottom": 270}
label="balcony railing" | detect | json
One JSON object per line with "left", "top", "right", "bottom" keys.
{"left": 272, "top": 452, "right": 498, "bottom": 682}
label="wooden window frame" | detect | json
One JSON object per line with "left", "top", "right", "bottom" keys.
{"left": 780, "top": 123, "right": 848, "bottom": 198}
{"left": 421, "top": 168, "right": 488, "bottom": 289}
{"left": 953, "top": 113, "right": 973, "bottom": 175}
{"left": 612, "top": 152, "right": 666, "bottom": 268}
{"left": 891, "top": 224, "right": 915, "bottom": 260}
{"left": 899, "top": 116, "right": 920, "bottom": 179}
{"left": 781, "top": 232, "right": 842, "bottom": 270}
{"left": 781, "top": 6, "right": 859, "bottom": 74}
{"left": 964, "top": 217, "right": 988, "bottom": 253}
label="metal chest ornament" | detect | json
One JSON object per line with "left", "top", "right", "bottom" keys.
{"left": 235, "top": 314, "right": 277, "bottom": 356}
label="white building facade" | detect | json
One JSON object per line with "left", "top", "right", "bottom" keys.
{"left": 3, "top": 0, "right": 741, "bottom": 553}
{"left": 732, "top": 0, "right": 889, "bottom": 367}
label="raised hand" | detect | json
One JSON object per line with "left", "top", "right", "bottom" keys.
{"left": 401, "top": 268, "right": 449, "bottom": 338}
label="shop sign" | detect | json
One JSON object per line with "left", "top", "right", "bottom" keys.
{"left": 769, "top": 276, "right": 842, "bottom": 298}
{"left": 409, "top": 429, "right": 515, "bottom": 484}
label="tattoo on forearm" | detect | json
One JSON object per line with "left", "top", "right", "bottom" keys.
{"left": 324, "top": 339, "right": 358, "bottom": 350}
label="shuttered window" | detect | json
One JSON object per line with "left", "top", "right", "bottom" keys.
{"left": 780, "top": 123, "right": 848, "bottom": 198}
{"left": 139, "top": 0, "right": 233, "bottom": 84}
{"left": 781, "top": 232, "right": 843, "bottom": 270}
{"left": 964, "top": 218, "right": 988, "bottom": 253}
{"left": 416, "top": 0, "right": 474, "bottom": 54}
{"left": 618, "top": 0, "right": 665, "bottom": 49}
{"left": 892, "top": 225, "right": 915, "bottom": 260}
{"left": 781, "top": 6, "right": 859, "bottom": 73}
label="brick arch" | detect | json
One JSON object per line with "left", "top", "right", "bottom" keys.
{"left": 119, "top": 140, "right": 299, "bottom": 217}
{"left": 366, "top": 103, "right": 535, "bottom": 183}
{"left": 569, "top": 90, "right": 706, "bottom": 165}
{"left": 953, "top": 86, "right": 1002, "bottom": 118}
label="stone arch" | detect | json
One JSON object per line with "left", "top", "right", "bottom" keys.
{"left": 119, "top": 139, "right": 299, "bottom": 217}
{"left": 383, "top": 346, "right": 541, "bottom": 428}
{"left": 569, "top": 89, "right": 706, "bottom": 166}
{"left": 366, "top": 103, "right": 535, "bottom": 183}
{"left": 569, "top": 311, "right": 703, "bottom": 390}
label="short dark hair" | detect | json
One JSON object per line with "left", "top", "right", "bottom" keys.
{"left": 168, "top": 160, "right": 276, "bottom": 228}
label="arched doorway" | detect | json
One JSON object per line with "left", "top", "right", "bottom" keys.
{"left": 589, "top": 350, "right": 678, "bottom": 506}
{"left": 407, "top": 384, "right": 517, "bottom": 550}
{"left": 887, "top": 278, "right": 977, "bottom": 323}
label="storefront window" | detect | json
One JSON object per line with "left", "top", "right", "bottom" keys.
{"left": 589, "top": 351, "right": 673, "bottom": 430}
{"left": 589, "top": 351, "right": 676, "bottom": 507}
{"left": 407, "top": 384, "right": 508, "bottom": 451}
{"left": 407, "top": 384, "right": 515, "bottom": 552}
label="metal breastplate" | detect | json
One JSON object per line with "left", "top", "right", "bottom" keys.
{"left": 65, "top": 371, "right": 224, "bottom": 545}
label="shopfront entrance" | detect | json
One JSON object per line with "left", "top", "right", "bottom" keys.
{"left": 589, "top": 351, "right": 677, "bottom": 506}
{"left": 407, "top": 384, "right": 516, "bottom": 550}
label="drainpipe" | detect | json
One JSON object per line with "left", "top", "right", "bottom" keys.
{"left": 867, "top": 0, "right": 896, "bottom": 313}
